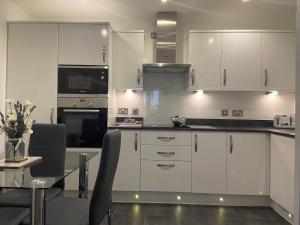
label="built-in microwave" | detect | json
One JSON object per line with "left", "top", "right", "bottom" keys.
{"left": 58, "top": 65, "right": 108, "bottom": 95}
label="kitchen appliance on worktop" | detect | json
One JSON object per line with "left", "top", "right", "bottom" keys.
{"left": 273, "top": 114, "right": 295, "bottom": 128}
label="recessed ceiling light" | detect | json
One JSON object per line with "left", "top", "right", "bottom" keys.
{"left": 161, "top": 0, "right": 168, "bottom": 3}
{"left": 242, "top": 0, "right": 251, "bottom": 2}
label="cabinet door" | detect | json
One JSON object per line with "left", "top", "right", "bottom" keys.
{"left": 227, "top": 133, "right": 268, "bottom": 195}
{"left": 262, "top": 33, "right": 295, "bottom": 90}
{"left": 221, "top": 33, "right": 262, "bottom": 90}
{"left": 189, "top": 33, "right": 221, "bottom": 90}
{"left": 59, "top": 24, "right": 109, "bottom": 65}
{"left": 113, "top": 131, "right": 140, "bottom": 191}
{"left": 112, "top": 32, "right": 144, "bottom": 89}
{"left": 7, "top": 23, "right": 58, "bottom": 123}
{"left": 270, "top": 135, "right": 295, "bottom": 214}
{"left": 192, "top": 132, "right": 227, "bottom": 194}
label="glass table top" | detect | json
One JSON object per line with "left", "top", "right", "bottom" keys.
{"left": 0, "top": 151, "right": 99, "bottom": 189}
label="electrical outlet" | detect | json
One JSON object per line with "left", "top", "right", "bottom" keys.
{"left": 132, "top": 108, "right": 139, "bottom": 116}
{"left": 118, "top": 108, "right": 128, "bottom": 115}
{"left": 221, "top": 109, "right": 229, "bottom": 117}
{"left": 232, "top": 110, "right": 243, "bottom": 117}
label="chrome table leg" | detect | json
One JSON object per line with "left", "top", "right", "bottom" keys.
{"left": 30, "top": 188, "right": 46, "bottom": 225}
{"left": 79, "top": 153, "right": 89, "bottom": 199}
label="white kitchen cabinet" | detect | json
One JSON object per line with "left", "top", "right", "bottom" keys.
{"left": 227, "top": 133, "right": 268, "bottom": 195}
{"left": 113, "top": 131, "right": 141, "bottom": 191}
{"left": 141, "top": 145, "right": 191, "bottom": 161}
{"left": 270, "top": 134, "right": 295, "bottom": 214}
{"left": 140, "top": 160, "right": 191, "bottom": 192}
{"left": 7, "top": 23, "right": 58, "bottom": 123}
{"left": 221, "top": 33, "right": 262, "bottom": 90}
{"left": 192, "top": 132, "right": 227, "bottom": 194}
{"left": 188, "top": 32, "right": 221, "bottom": 90}
{"left": 59, "top": 24, "right": 109, "bottom": 65}
{"left": 112, "top": 31, "right": 144, "bottom": 89}
{"left": 262, "top": 33, "right": 295, "bottom": 90}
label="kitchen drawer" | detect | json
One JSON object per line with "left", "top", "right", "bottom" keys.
{"left": 141, "top": 145, "right": 191, "bottom": 161}
{"left": 140, "top": 160, "right": 191, "bottom": 192}
{"left": 141, "top": 131, "right": 191, "bottom": 146}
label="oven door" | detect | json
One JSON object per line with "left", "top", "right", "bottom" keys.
{"left": 58, "top": 65, "right": 108, "bottom": 95}
{"left": 57, "top": 108, "right": 107, "bottom": 148}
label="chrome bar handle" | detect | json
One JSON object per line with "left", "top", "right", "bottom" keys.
{"left": 264, "top": 69, "right": 269, "bottom": 87}
{"left": 102, "top": 45, "right": 106, "bottom": 63}
{"left": 135, "top": 133, "right": 138, "bottom": 151}
{"left": 191, "top": 69, "right": 195, "bottom": 86}
{"left": 223, "top": 69, "right": 227, "bottom": 86}
{"left": 157, "top": 136, "right": 176, "bottom": 141}
{"left": 157, "top": 164, "right": 175, "bottom": 169}
{"left": 229, "top": 135, "right": 233, "bottom": 154}
{"left": 50, "top": 108, "right": 54, "bottom": 124}
{"left": 157, "top": 152, "right": 175, "bottom": 157}
{"left": 137, "top": 68, "right": 142, "bottom": 86}
{"left": 195, "top": 134, "right": 198, "bottom": 152}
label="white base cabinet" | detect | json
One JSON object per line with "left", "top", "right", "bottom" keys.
{"left": 113, "top": 131, "right": 141, "bottom": 191}
{"left": 192, "top": 132, "right": 227, "bottom": 194}
{"left": 270, "top": 134, "right": 295, "bottom": 214}
{"left": 227, "top": 133, "right": 268, "bottom": 196}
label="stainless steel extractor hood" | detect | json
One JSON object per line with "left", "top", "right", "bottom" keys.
{"left": 143, "top": 12, "right": 191, "bottom": 73}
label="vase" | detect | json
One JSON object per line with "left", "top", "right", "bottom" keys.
{"left": 5, "top": 138, "right": 26, "bottom": 162}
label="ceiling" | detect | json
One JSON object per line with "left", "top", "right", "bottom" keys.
{"left": 11, "top": 0, "right": 297, "bottom": 29}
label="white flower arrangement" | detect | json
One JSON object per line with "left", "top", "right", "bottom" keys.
{"left": 0, "top": 99, "right": 36, "bottom": 139}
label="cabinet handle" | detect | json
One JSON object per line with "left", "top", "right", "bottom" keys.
{"left": 157, "top": 152, "right": 175, "bottom": 157}
{"left": 229, "top": 135, "right": 233, "bottom": 154}
{"left": 191, "top": 69, "right": 195, "bottom": 86}
{"left": 135, "top": 133, "right": 138, "bottom": 151}
{"left": 102, "top": 46, "right": 106, "bottom": 63}
{"left": 137, "top": 68, "right": 142, "bottom": 86}
{"left": 264, "top": 69, "right": 269, "bottom": 87}
{"left": 50, "top": 108, "right": 55, "bottom": 124}
{"left": 157, "top": 164, "right": 175, "bottom": 169}
{"left": 157, "top": 136, "right": 175, "bottom": 141}
{"left": 195, "top": 134, "right": 198, "bottom": 152}
{"left": 223, "top": 69, "right": 227, "bottom": 86}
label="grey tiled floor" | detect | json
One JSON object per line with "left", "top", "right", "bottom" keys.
{"left": 100, "top": 203, "right": 290, "bottom": 225}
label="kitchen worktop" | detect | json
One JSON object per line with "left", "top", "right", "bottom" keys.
{"left": 108, "top": 124, "right": 295, "bottom": 138}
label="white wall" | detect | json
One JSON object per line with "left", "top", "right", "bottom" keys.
{"left": 0, "top": 0, "right": 31, "bottom": 150}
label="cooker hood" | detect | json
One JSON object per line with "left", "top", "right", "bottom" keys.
{"left": 143, "top": 12, "right": 191, "bottom": 73}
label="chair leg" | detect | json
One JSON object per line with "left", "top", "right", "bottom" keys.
{"left": 107, "top": 209, "right": 112, "bottom": 225}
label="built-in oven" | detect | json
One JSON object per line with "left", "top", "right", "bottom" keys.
{"left": 57, "top": 97, "right": 107, "bottom": 148}
{"left": 58, "top": 65, "right": 108, "bottom": 95}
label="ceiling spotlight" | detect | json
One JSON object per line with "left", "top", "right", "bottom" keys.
{"left": 177, "top": 196, "right": 181, "bottom": 200}
{"left": 135, "top": 194, "right": 139, "bottom": 199}
{"left": 161, "top": 0, "right": 168, "bottom": 3}
{"left": 242, "top": 0, "right": 251, "bottom": 2}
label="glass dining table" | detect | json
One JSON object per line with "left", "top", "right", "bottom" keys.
{"left": 0, "top": 151, "right": 99, "bottom": 225}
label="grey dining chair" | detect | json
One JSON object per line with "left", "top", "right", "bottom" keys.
{"left": 0, "top": 207, "right": 29, "bottom": 225}
{"left": 22, "top": 129, "right": 121, "bottom": 225}
{"left": 0, "top": 123, "right": 66, "bottom": 207}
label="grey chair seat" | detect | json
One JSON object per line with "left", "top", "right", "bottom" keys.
{"left": 22, "top": 197, "right": 90, "bottom": 225}
{"left": 0, "top": 207, "right": 29, "bottom": 225}
{"left": 0, "top": 188, "right": 62, "bottom": 207}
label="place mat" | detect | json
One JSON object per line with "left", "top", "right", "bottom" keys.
{"left": 0, "top": 157, "right": 42, "bottom": 170}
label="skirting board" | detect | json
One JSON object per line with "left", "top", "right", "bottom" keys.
{"left": 111, "top": 191, "right": 270, "bottom": 207}
{"left": 270, "top": 200, "right": 293, "bottom": 224}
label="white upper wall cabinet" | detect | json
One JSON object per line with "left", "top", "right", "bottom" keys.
{"left": 188, "top": 33, "right": 221, "bottom": 90}
{"left": 7, "top": 23, "right": 58, "bottom": 123}
{"left": 112, "top": 31, "right": 144, "bottom": 89}
{"left": 59, "top": 24, "right": 109, "bottom": 65}
{"left": 262, "top": 33, "right": 295, "bottom": 90}
{"left": 221, "top": 33, "right": 262, "bottom": 90}
{"left": 227, "top": 133, "right": 268, "bottom": 195}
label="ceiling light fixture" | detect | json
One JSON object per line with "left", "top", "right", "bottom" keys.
{"left": 266, "top": 90, "right": 279, "bottom": 96}
{"left": 161, "top": 0, "right": 168, "bottom": 3}
{"left": 157, "top": 20, "right": 176, "bottom": 25}
{"left": 242, "top": 0, "right": 251, "bottom": 2}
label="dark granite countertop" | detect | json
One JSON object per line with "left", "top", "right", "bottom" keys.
{"left": 108, "top": 125, "right": 295, "bottom": 138}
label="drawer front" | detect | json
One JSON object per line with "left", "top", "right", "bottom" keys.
{"left": 141, "top": 131, "right": 191, "bottom": 146}
{"left": 140, "top": 160, "right": 191, "bottom": 192}
{"left": 141, "top": 145, "right": 191, "bottom": 161}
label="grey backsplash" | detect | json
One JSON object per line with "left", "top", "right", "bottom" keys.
{"left": 115, "top": 73, "right": 295, "bottom": 125}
